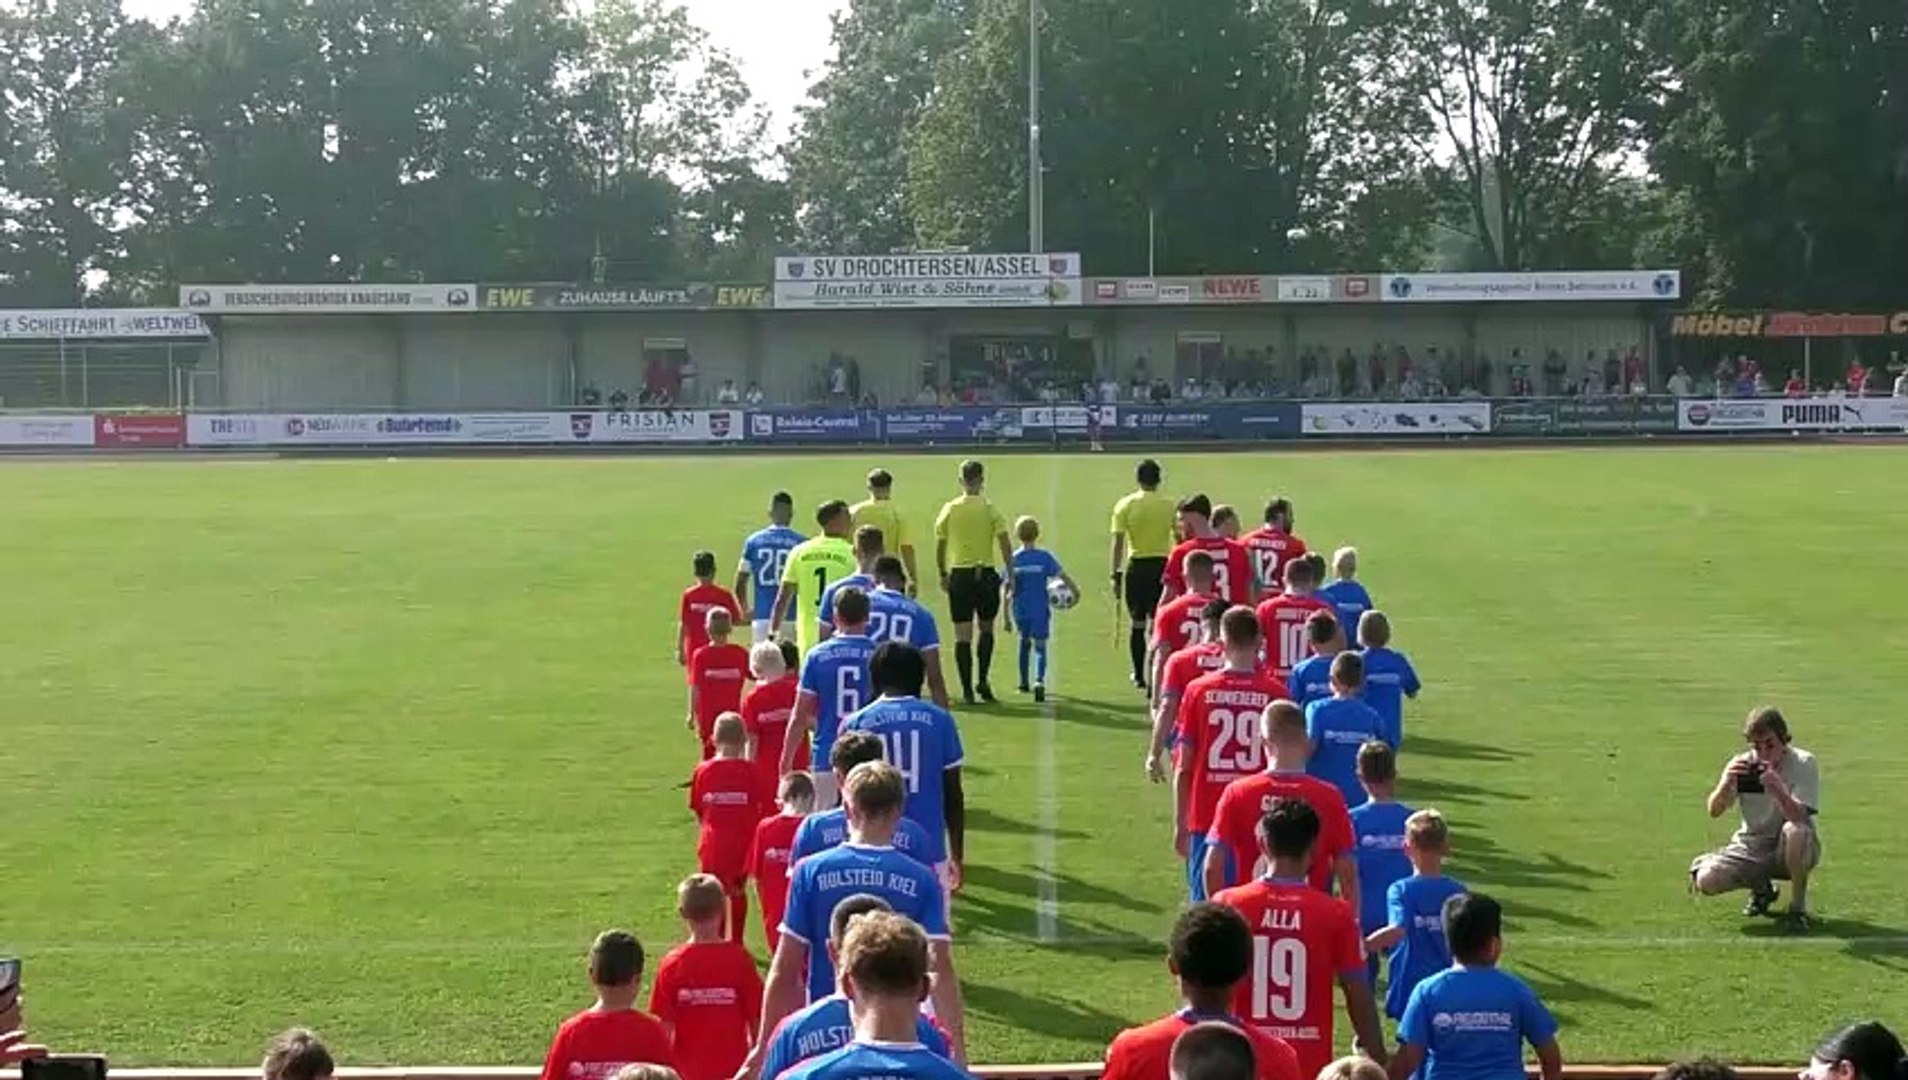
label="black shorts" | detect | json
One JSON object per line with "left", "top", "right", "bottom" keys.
{"left": 1123, "top": 556, "right": 1166, "bottom": 621}
{"left": 947, "top": 567, "right": 1003, "bottom": 624}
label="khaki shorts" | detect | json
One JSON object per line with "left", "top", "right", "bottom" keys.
{"left": 1691, "top": 824, "right": 1821, "bottom": 891}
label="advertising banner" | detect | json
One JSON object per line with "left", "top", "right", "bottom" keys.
{"left": 476, "top": 283, "right": 771, "bottom": 311}
{"left": 1112, "top": 403, "right": 1301, "bottom": 441}
{"left": 0, "top": 415, "right": 95, "bottom": 447}
{"left": 187, "top": 410, "right": 744, "bottom": 446}
{"left": 1490, "top": 399, "right": 1559, "bottom": 435}
{"left": 179, "top": 284, "right": 477, "bottom": 314}
{"left": 95, "top": 413, "right": 186, "bottom": 448}
{"left": 745, "top": 410, "right": 883, "bottom": 444}
{"left": 1380, "top": 271, "right": 1681, "bottom": 303}
{"left": 1668, "top": 311, "right": 1908, "bottom": 338}
{"left": 1301, "top": 401, "right": 1492, "bottom": 436}
{"left": 0, "top": 309, "right": 209, "bottom": 340}
{"left": 774, "top": 253, "right": 1083, "bottom": 309}
{"left": 1553, "top": 396, "right": 1679, "bottom": 434}
{"left": 1676, "top": 397, "right": 1908, "bottom": 432}
{"left": 880, "top": 407, "right": 1025, "bottom": 442}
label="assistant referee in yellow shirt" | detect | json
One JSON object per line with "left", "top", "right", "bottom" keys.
{"left": 934, "top": 459, "right": 1013, "bottom": 704}
{"left": 1109, "top": 458, "right": 1177, "bottom": 689}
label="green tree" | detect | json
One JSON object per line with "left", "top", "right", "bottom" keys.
{"left": 1646, "top": 0, "right": 1908, "bottom": 305}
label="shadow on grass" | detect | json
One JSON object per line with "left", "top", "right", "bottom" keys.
{"left": 1401, "top": 774, "right": 1530, "bottom": 807}
{"left": 967, "top": 804, "right": 1088, "bottom": 840}
{"left": 956, "top": 863, "right": 1165, "bottom": 942}
{"left": 1404, "top": 733, "right": 1520, "bottom": 762}
{"left": 965, "top": 979, "right": 1136, "bottom": 1045}
{"left": 1054, "top": 698, "right": 1149, "bottom": 733}
{"left": 1444, "top": 829, "right": 1612, "bottom": 895}
{"left": 1517, "top": 960, "right": 1654, "bottom": 1024}
{"left": 1740, "top": 913, "right": 1908, "bottom": 971}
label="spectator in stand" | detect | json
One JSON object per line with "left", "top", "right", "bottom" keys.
{"left": 264, "top": 1029, "right": 334, "bottom": 1080}
{"left": 1623, "top": 347, "right": 1644, "bottom": 391}
{"left": 611, "top": 387, "right": 632, "bottom": 410}
{"left": 1734, "top": 365, "right": 1758, "bottom": 398}
{"left": 1667, "top": 366, "right": 1694, "bottom": 397}
{"left": 745, "top": 382, "right": 764, "bottom": 405}
{"left": 1895, "top": 366, "right": 1908, "bottom": 397}
{"left": 1864, "top": 364, "right": 1886, "bottom": 397}
{"left": 1784, "top": 371, "right": 1807, "bottom": 397}
{"left": 1101, "top": 903, "right": 1302, "bottom": 1080}
{"left": 1801, "top": 1021, "right": 1906, "bottom": 1080}
{"left": 539, "top": 930, "right": 676, "bottom": 1080}
{"left": 1846, "top": 361, "right": 1867, "bottom": 397}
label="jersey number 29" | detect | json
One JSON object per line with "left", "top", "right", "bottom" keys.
{"left": 1205, "top": 707, "right": 1264, "bottom": 773}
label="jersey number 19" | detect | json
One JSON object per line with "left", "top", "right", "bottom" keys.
{"left": 1250, "top": 936, "right": 1306, "bottom": 1022}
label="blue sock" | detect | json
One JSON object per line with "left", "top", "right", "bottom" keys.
{"left": 1034, "top": 640, "right": 1049, "bottom": 683}
{"left": 1018, "top": 636, "right": 1032, "bottom": 686}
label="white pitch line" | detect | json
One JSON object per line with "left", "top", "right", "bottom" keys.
{"left": 1032, "top": 459, "right": 1062, "bottom": 943}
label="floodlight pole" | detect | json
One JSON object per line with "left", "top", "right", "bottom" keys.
{"left": 1027, "top": 0, "right": 1045, "bottom": 255}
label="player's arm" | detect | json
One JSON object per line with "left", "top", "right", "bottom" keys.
{"left": 1385, "top": 1042, "right": 1422, "bottom": 1080}
{"left": 995, "top": 527, "right": 1013, "bottom": 575}
{"left": 1333, "top": 817, "right": 1361, "bottom": 917}
{"left": 1172, "top": 748, "right": 1195, "bottom": 858}
{"left": 927, "top": 941, "right": 966, "bottom": 1066}
{"left": 944, "top": 766, "right": 966, "bottom": 888}
{"left": 934, "top": 536, "right": 950, "bottom": 592}
{"left": 782, "top": 693, "right": 818, "bottom": 777}
{"left": 1108, "top": 505, "right": 1128, "bottom": 587}
{"left": 741, "top": 936, "right": 808, "bottom": 1078}
{"left": 1708, "top": 758, "right": 1745, "bottom": 817}
{"left": 1146, "top": 688, "right": 1179, "bottom": 782}
{"left": 1365, "top": 924, "right": 1404, "bottom": 953}
{"left": 676, "top": 597, "right": 690, "bottom": 666}
{"left": 769, "top": 581, "right": 795, "bottom": 638}
{"left": 733, "top": 556, "right": 752, "bottom": 616}
{"left": 1341, "top": 968, "right": 1388, "bottom": 1066}
{"left": 1199, "top": 830, "right": 1227, "bottom": 899}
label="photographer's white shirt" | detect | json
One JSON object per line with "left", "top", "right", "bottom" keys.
{"left": 1733, "top": 745, "right": 1818, "bottom": 844}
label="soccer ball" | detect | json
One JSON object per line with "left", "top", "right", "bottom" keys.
{"left": 1046, "top": 579, "right": 1079, "bottom": 611}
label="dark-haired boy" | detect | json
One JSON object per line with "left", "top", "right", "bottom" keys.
{"left": 1102, "top": 903, "right": 1301, "bottom": 1080}
{"left": 680, "top": 549, "right": 742, "bottom": 666}
{"left": 1388, "top": 893, "right": 1561, "bottom": 1080}
{"left": 538, "top": 930, "right": 676, "bottom": 1080}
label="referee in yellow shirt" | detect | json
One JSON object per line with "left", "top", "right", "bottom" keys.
{"left": 934, "top": 459, "right": 1013, "bottom": 704}
{"left": 1109, "top": 458, "right": 1177, "bottom": 690}
{"left": 851, "top": 468, "right": 917, "bottom": 596}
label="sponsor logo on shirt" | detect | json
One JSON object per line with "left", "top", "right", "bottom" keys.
{"left": 815, "top": 867, "right": 921, "bottom": 897}
{"left": 1360, "top": 833, "right": 1407, "bottom": 850}
{"left": 675, "top": 986, "right": 739, "bottom": 1007}
{"left": 1431, "top": 1010, "right": 1516, "bottom": 1032}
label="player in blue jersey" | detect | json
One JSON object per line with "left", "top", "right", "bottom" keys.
{"left": 752, "top": 762, "right": 965, "bottom": 1068}
{"left": 1317, "top": 547, "right": 1374, "bottom": 650}
{"left": 866, "top": 556, "right": 951, "bottom": 708}
{"left": 788, "top": 588, "right": 879, "bottom": 809}
{"left": 736, "top": 491, "right": 807, "bottom": 643}
{"left": 819, "top": 526, "right": 884, "bottom": 640}
{"left": 1304, "top": 652, "right": 1397, "bottom": 808}
{"left": 1347, "top": 741, "right": 1414, "bottom": 987}
{"left": 792, "top": 730, "right": 937, "bottom": 867}
{"left": 775, "top": 910, "right": 973, "bottom": 1080}
{"left": 1355, "top": 611, "right": 1420, "bottom": 745}
{"left": 1392, "top": 892, "right": 1561, "bottom": 1080}
{"left": 841, "top": 643, "right": 967, "bottom": 901}
{"left": 1365, "top": 809, "right": 1465, "bottom": 1022}
{"left": 758, "top": 894, "right": 951, "bottom": 1080}
{"left": 1287, "top": 610, "right": 1345, "bottom": 708}
{"left": 1003, "top": 516, "right": 1077, "bottom": 702}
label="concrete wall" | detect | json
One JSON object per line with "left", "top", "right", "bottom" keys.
{"left": 207, "top": 305, "right": 1661, "bottom": 411}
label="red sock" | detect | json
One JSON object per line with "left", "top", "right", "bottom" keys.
{"left": 728, "top": 888, "right": 749, "bottom": 943}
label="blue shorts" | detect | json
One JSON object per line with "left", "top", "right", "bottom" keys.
{"left": 1186, "top": 835, "right": 1235, "bottom": 901}
{"left": 1012, "top": 611, "right": 1050, "bottom": 641}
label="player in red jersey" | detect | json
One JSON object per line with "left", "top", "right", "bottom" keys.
{"left": 1162, "top": 494, "right": 1255, "bottom": 606}
{"left": 690, "top": 715, "right": 770, "bottom": 942}
{"left": 688, "top": 609, "right": 752, "bottom": 760}
{"left": 741, "top": 639, "right": 804, "bottom": 793}
{"left": 1149, "top": 551, "right": 1220, "bottom": 700}
{"left": 1174, "top": 609, "right": 1289, "bottom": 900}
{"left": 1213, "top": 798, "right": 1386, "bottom": 1080}
{"left": 747, "top": 771, "right": 814, "bottom": 955}
{"left": 1255, "top": 554, "right": 1334, "bottom": 684}
{"left": 1147, "top": 598, "right": 1230, "bottom": 783}
{"left": 1242, "top": 498, "right": 1308, "bottom": 594}
{"left": 1204, "top": 702, "right": 1357, "bottom": 905}
{"left": 650, "top": 875, "right": 765, "bottom": 1080}
{"left": 1102, "top": 902, "right": 1302, "bottom": 1080}
{"left": 538, "top": 930, "right": 676, "bottom": 1080}
{"left": 680, "top": 550, "right": 743, "bottom": 668}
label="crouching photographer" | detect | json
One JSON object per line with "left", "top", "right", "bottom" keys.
{"left": 1690, "top": 706, "right": 1820, "bottom": 930}
{"left": 2, "top": 957, "right": 51, "bottom": 1065}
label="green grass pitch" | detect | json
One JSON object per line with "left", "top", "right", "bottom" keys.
{"left": 6, "top": 446, "right": 1908, "bottom": 1068}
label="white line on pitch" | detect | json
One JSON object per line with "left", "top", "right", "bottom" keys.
{"left": 1032, "top": 458, "right": 1062, "bottom": 944}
